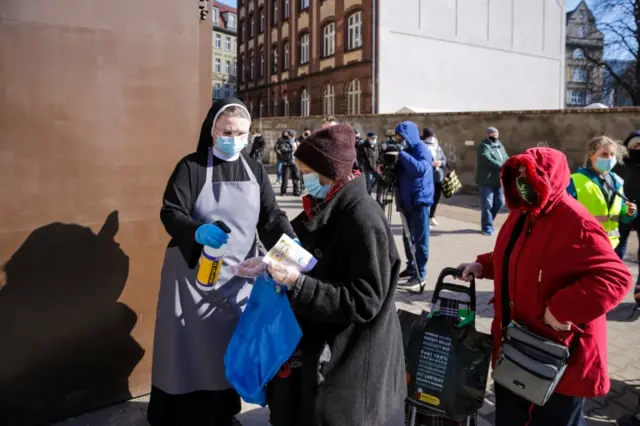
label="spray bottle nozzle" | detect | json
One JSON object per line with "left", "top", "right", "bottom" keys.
{"left": 214, "top": 220, "right": 232, "bottom": 234}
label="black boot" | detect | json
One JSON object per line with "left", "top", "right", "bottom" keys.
{"left": 399, "top": 268, "right": 414, "bottom": 279}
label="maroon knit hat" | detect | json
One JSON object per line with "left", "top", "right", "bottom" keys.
{"left": 295, "top": 123, "right": 356, "bottom": 181}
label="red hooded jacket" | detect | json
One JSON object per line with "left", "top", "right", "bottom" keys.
{"left": 476, "top": 148, "right": 631, "bottom": 397}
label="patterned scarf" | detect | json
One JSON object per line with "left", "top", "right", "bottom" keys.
{"left": 302, "top": 170, "right": 362, "bottom": 219}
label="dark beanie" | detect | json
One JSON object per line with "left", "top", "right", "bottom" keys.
{"left": 623, "top": 130, "right": 640, "bottom": 147}
{"left": 423, "top": 128, "right": 435, "bottom": 139}
{"left": 295, "top": 123, "right": 356, "bottom": 181}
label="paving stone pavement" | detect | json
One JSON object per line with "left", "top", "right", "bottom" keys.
{"left": 54, "top": 180, "right": 639, "bottom": 426}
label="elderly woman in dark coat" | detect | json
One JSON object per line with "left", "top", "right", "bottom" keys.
{"left": 260, "top": 124, "right": 407, "bottom": 426}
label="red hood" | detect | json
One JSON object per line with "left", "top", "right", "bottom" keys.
{"left": 500, "top": 147, "right": 571, "bottom": 217}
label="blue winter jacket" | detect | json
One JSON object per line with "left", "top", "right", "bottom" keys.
{"left": 394, "top": 121, "right": 434, "bottom": 213}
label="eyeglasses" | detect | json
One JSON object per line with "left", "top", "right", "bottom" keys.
{"left": 215, "top": 128, "right": 249, "bottom": 137}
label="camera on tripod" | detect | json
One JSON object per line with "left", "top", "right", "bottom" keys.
{"left": 377, "top": 130, "right": 404, "bottom": 189}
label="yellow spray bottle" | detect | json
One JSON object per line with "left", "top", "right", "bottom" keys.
{"left": 196, "top": 220, "right": 232, "bottom": 287}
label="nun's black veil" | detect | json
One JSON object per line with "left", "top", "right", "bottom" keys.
{"left": 196, "top": 97, "right": 250, "bottom": 154}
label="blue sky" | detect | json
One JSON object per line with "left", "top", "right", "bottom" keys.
{"left": 218, "top": 0, "right": 237, "bottom": 7}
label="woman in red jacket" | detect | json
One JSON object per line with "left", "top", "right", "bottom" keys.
{"left": 459, "top": 147, "right": 631, "bottom": 426}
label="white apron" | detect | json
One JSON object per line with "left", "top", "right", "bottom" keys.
{"left": 151, "top": 149, "right": 261, "bottom": 394}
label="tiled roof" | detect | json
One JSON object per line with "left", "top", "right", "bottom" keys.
{"left": 213, "top": 1, "right": 237, "bottom": 30}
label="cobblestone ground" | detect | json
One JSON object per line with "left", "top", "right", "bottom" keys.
{"left": 55, "top": 181, "right": 640, "bottom": 426}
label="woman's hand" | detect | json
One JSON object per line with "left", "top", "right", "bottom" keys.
{"left": 544, "top": 307, "right": 572, "bottom": 331}
{"left": 626, "top": 201, "right": 637, "bottom": 216}
{"left": 267, "top": 263, "right": 300, "bottom": 290}
{"left": 231, "top": 257, "right": 266, "bottom": 279}
{"left": 433, "top": 160, "right": 442, "bottom": 168}
{"left": 456, "top": 262, "right": 483, "bottom": 281}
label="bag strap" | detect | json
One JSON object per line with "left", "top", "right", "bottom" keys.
{"left": 568, "top": 323, "right": 586, "bottom": 356}
{"left": 601, "top": 176, "right": 630, "bottom": 203}
{"left": 500, "top": 214, "right": 528, "bottom": 329}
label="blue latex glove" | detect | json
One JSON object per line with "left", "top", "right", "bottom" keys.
{"left": 195, "top": 224, "right": 229, "bottom": 248}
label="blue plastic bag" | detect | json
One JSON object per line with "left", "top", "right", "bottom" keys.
{"left": 224, "top": 274, "right": 303, "bottom": 406}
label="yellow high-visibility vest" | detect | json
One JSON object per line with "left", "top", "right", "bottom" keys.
{"left": 571, "top": 172, "right": 623, "bottom": 248}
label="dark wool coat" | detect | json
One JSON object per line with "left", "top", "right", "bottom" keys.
{"left": 267, "top": 176, "right": 407, "bottom": 426}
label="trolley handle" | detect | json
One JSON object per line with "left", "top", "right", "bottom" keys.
{"left": 432, "top": 267, "right": 476, "bottom": 312}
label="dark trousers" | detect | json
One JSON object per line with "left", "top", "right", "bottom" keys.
{"left": 401, "top": 204, "right": 431, "bottom": 281}
{"left": 281, "top": 164, "right": 300, "bottom": 196}
{"left": 431, "top": 181, "right": 443, "bottom": 218}
{"left": 494, "top": 384, "right": 586, "bottom": 426}
{"left": 616, "top": 220, "right": 640, "bottom": 304}
{"left": 147, "top": 386, "right": 241, "bottom": 426}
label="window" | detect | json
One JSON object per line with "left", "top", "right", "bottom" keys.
{"left": 225, "top": 60, "right": 231, "bottom": 74}
{"left": 215, "top": 34, "right": 222, "bottom": 48}
{"left": 272, "top": 46, "right": 279, "bottom": 74}
{"left": 572, "top": 67, "right": 588, "bottom": 82}
{"left": 229, "top": 85, "right": 235, "bottom": 97}
{"left": 283, "top": 42, "right": 290, "bottom": 70}
{"left": 224, "top": 84, "right": 231, "bottom": 97}
{"left": 215, "top": 58, "right": 221, "bottom": 73}
{"left": 273, "top": 97, "right": 279, "bottom": 116}
{"left": 232, "top": 60, "right": 237, "bottom": 76}
{"left": 568, "top": 90, "right": 587, "bottom": 105}
{"left": 238, "top": 59, "right": 243, "bottom": 82}
{"left": 284, "top": 0, "right": 290, "bottom": 19}
{"left": 213, "top": 8, "right": 219, "bottom": 25}
{"left": 228, "top": 14, "right": 236, "bottom": 29}
{"left": 300, "top": 0, "right": 309, "bottom": 10}
{"left": 576, "top": 25, "right": 585, "bottom": 38}
{"left": 250, "top": 54, "right": 255, "bottom": 79}
{"left": 248, "top": 101, "right": 254, "bottom": 116}
{"left": 300, "top": 88, "right": 310, "bottom": 116}
{"left": 573, "top": 48, "right": 585, "bottom": 59}
{"left": 259, "top": 48, "right": 265, "bottom": 78}
{"left": 347, "top": 79, "right": 361, "bottom": 114}
{"left": 284, "top": 95, "right": 290, "bottom": 116}
{"left": 259, "top": 100, "right": 264, "bottom": 118}
{"left": 260, "top": 8, "right": 265, "bottom": 33}
{"left": 273, "top": 1, "right": 278, "bottom": 25}
{"left": 323, "top": 23, "right": 336, "bottom": 57}
{"left": 239, "top": 20, "right": 244, "bottom": 43}
{"left": 225, "top": 36, "right": 231, "bottom": 51}
{"left": 347, "top": 12, "right": 363, "bottom": 50}
{"left": 249, "top": 13, "right": 255, "bottom": 38}
{"left": 300, "top": 34, "right": 309, "bottom": 64}
{"left": 214, "top": 83, "right": 222, "bottom": 99}
{"left": 323, "top": 84, "right": 335, "bottom": 115}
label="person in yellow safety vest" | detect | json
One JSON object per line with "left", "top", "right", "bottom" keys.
{"left": 567, "top": 136, "right": 638, "bottom": 248}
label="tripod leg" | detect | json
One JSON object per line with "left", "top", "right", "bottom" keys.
{"left": 399, "top": 210, "right": 418, "bottom": 276}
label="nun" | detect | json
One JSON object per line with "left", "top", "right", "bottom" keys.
{"left": 147, "top": 98, "right": 295, "bottom": 426}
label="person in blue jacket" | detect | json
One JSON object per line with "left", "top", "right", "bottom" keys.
{"left": 394, "top": 121, "right": 434, "bottom": 293}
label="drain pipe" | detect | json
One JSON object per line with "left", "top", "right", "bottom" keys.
{"left": 371, "top": 0, "right": 377, "bottom": 113}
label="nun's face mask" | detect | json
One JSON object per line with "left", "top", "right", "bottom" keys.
{"left": 212, "top": 116, "right": 251, "bottom": 156}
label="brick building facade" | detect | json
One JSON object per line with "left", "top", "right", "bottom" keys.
{"left": 237, "top": 0, "right": 374, "bottom": 118}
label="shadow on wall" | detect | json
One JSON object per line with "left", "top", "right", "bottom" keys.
{"left": 0, "top": 211, "right": 145, "bottom": 426}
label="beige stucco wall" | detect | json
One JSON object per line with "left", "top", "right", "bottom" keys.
{"left": 212, "top": 29, "right": 237, "bottom": 95}
{"left": 256, "top": 109, "right": 640, "bottom": 188}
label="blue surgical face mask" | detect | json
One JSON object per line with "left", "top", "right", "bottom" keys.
{"left": 216, "top": 136, "right": 248, "bottom": 156}
{"left": 302, "top": 173, "right": 330, "bottom": 199}
{"left": 594, "top": 157, "right": 617, "bottom": 173}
